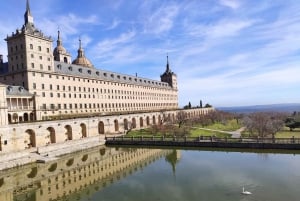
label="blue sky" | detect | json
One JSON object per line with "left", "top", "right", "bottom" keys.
{"left": 0, "top": 0, "right": 300, "bottom": 107}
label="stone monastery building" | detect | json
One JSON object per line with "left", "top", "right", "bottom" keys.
{"left": 0, "top": 0, "right": 178, "bottom": 125}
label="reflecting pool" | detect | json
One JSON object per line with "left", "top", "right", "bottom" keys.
{"left": 1, "top": 147, "right": 300, "bottom": 201}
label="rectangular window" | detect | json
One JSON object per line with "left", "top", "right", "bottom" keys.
{"left": 33, "top": 83, "right": 36, "bottom": 89}
{"left": 42, "top": 84, "right": 45, "bottom": 89}
{"left": 57, "top": 85, "right": 60, "bottom": 90}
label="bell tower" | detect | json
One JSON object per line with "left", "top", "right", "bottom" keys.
{"left": 4, "top": 0, "right": 53, "bottom": 88}
{"left": 160, "top": 55, "right": 177, "bottom": 90}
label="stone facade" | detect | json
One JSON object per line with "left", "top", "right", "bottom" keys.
{"left": 0, "top": 0, "right": 178, "bottom": 123}
{"left": 0, "top": 1, "right": 215, "bottom": 154}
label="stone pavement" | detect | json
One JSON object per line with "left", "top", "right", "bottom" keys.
{"left": 0, "top": 135, "right": 107, "bottom": 171}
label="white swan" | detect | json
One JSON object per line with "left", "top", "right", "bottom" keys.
{"left": 242, "top": 187, "right": 252, "bottom": 195}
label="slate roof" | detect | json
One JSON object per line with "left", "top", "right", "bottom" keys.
{"left": 6, "top": 85, "right": 33, "bottom": 97}
{"left": 54, "top": 61, "right": 172, "bottom": 89}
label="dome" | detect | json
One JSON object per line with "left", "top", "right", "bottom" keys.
{"left": 72, "top": 57, "right": 93, "bottom": 68}
{"left": 53, "top": 45, "right": 67, "bottom": 55}
{"left": 72, "top": 39, "right": 94, "bottom": 68}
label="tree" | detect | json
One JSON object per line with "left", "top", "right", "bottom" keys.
{"left": 200, "top": 100, "right": 203, "bottom": 108}
{"left": 243, "top": 112, "right": 286, "bottom": 137}
{"left": 204, "top": 103, "right": 212, "bottom": 108}
{"left": 188, "top": 102, "right": 191, "bottom": 109}
{"left": 176, "top": 111, "right": 187, "bottom": 128}
{"left": 285, "top": 115, "right": 300, "bottom": 131}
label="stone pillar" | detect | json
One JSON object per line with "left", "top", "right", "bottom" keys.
{"left": 0, "top": 85, "right": 8, "bottom": 126}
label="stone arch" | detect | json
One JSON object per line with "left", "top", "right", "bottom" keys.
{"left": 66, "top": 158, "right": 74, "bottom": 167}
{"left": 167, "top": 114, "right": 171, "bottom": 122}
{"left": 80, "top": 123, "right": 87, "bottom": 138}
{"left": 124, "top": 119, "right": 128, "bottom": 130}
{"left": 27, "top": 167, "right": 38, "bottom": 178}
{"left": 158, "top": 115, "right": 162, "bottom": 125}
{"left": 82, "top": 154, "right": 88, "bottom": 162}
{"left": 114, "top": 119, "right": 119, "bottom": 132}
{"left": 8, "top": 114, "right": 12, "bottom": 123}
{"left": 30, "top": 113, "right": 34, "bottom": 121}
{"left": 100, "top": 148, "right": 106, "bottom": 156}
{"left": 48, "top": 163, "right": 57, "bottom": 172}
{"left": 98, "top": 121, "right": 104, "bottom": 134}
{"left": 0, "top": 178, "right": 4, "bottom": 188}
{"left": 47, "top": 127, "right": 56, "bottom": 144}
{"left": 12, "top": 113, "right": 18, "bottom": 123}
{"left": 146, "top": 116, "right": 150, "bottom": 126}
{"left": 65, "top": 125, "right": 72, "bottom": 140}
{"left": 140, "top": 117, "right": 144, "bottom": 127}
{"left": 152, "top": 115, "right": 156, "bottom": 125}
{"left": 25, "top": 129, "right": 36, "bottom": 148}
{"left": 24, "top": 113, "right": 29, "bottom": 122}
{"left": 172, "top": 114, "right": 175, "bottom": 122}
{"left": 131, "top": 118, "right": 136, "bottom": 129}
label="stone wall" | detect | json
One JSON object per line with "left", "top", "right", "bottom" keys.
{"left": 0, "top": 108, "right": 213, "bottom": 153}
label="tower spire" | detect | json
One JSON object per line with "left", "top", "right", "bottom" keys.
{"left": 24, "top": 0, "right": 34, "bottom": 26}
{"left": 166, "top": 54, "right": 170, "bottom": 73}
{"left": 78, "top": 38, "right": 84, "bottom": 58}
{"left": 57, "top": 30, "right": 62, "bottom": 46}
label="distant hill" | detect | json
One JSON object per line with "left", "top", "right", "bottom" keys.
{"left": 217, "top": 103, "right": 300, "bottom": 113}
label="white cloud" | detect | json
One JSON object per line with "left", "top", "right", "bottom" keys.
{"left": 38, "top": 13, "right": 99, "bottom": 37}
{"left": 142, "top": 3, "right": 180, "bottom": 35}
{"left": 219, "top": 0, "right": 241, "bottom": 10}
{"left": 93, "top": 31, "right": 136, "bottom": 56}
{"left": 106, "top": 19, "right": 121, "bottom": 30}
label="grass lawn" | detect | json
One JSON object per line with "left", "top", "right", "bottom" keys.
{"left": 196, "top": 119, "right": 242, "bottom": 131}
{"left": 126, "top": 129, "right": 157, "bottom": 137}
{"left": 189, "top": 128, "right": 231, "bottom": 138}
{"left": 127, "top": 127, "right": 231, "bottom": 138}
{"left": 276, "top": 127, "right": 300, "bottom": 138}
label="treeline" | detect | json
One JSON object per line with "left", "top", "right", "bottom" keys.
{"left": 145, "top": 109, "right": 297, "bottom": 137}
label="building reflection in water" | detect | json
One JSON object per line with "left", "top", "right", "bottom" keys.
{"left": 0, "top": 147, "right": 175, "bottom": 201}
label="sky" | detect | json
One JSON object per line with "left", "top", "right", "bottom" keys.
{"left": 0, "top": 0, "right": 300, "bottom": 107}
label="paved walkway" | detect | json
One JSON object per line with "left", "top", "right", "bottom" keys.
{"left": 0, "top": 135, "right": 107, "bottom": 171}
{"left": 194, "top": 127, "right": 245, "bottom": 138}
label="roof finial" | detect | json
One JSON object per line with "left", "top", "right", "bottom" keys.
{"left": 26, "top": 0, "right": 31, "bottom": 14}
{"left": 166, "top": 53, "right": 170, "bottom": 72}
{"left": 77, "top": 37, "right": 84, "bottom": 58}
{"left": 57, "top": 29, "right": 62, "bottom": 46}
